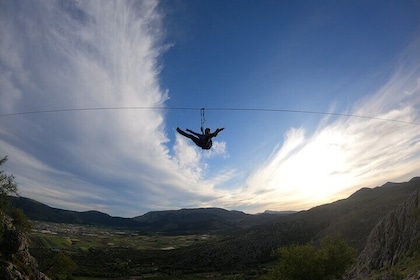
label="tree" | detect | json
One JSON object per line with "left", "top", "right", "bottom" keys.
{"left": 0, "top": 156, "right": 18, "bottom": 213}
{"left": 262, "top": 235, "right": 356, "bottom": 280}
{"left": 11, "top": 208, "right": 32, "bottom": 233}
{"left": 44, "top": 251, "right": 78, "bottom": 280}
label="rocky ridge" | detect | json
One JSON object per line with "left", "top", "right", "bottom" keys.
{"left": 0, "top": 214, "right": 50, "bottom": 280}
{"left": 348, "top": 188, "right": 420, "bottom": 279}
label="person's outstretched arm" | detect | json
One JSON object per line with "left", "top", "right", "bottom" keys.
{"left": 211, "top": 127, "right": 225, "bottom": 137}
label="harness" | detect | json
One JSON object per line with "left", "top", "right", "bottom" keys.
{"left": 201, "top": 138, "right": 212, "bottom": 150}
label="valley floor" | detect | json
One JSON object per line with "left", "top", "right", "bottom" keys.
{"left": 29, "top": 221, "right": 270, "bottom": 279}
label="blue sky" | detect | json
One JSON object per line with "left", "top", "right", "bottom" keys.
{"left": 1, "top": 0, "right": 420, "bottom": 217}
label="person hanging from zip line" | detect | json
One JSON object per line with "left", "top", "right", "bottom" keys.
{"left": 177, "top": 127, "right": 224, "bottom": 150}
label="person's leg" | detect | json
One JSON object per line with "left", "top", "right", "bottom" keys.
{"left": 177, "top": 128, "right": 201, "bottom": 147}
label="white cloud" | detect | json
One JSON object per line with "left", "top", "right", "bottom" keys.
{"left": 204, "top": 141, "right": 228, "bottom": 158}
{"left": 173, "top": 135, "right": 205, "bottom": 182}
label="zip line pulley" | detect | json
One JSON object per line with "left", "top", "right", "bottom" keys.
{"left": 200, "top": 108, "right": 206, "bottom": 133}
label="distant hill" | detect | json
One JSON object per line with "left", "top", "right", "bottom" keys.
{"left": 11, "top": 197, "right": 277, "bottom": 233}
{"left": 263, "top": 210, "right": 298, "bottom": 215}
{"left": 10, "top": 197, "right": 140, "bottom": 228}
{"left": 133, "top": 208, "right": 249, "bottom": 233}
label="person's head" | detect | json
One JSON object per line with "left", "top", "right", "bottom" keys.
{"left": 205, "top": 128, "right": 210, "bottom": 134}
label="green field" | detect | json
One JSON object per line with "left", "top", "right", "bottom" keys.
{"left": 29, "top": 221, "right": 216, "bottom": 251}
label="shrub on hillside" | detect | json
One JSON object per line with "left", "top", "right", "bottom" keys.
{"left": 262, "top": 235, "right": 356, "bottom": 280}
{"left": 0, "top": 156, "right": 18, "bottom": 213}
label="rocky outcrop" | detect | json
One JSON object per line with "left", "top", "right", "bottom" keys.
{"left": 0, "top": 214, "right": 50, "bottom": 280}
{"left": 348, "top": 188, "right": 420, "bottom": 279}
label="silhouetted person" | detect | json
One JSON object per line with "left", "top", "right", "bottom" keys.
{"left": 177, "top": 127, "right": 224, "bottom": 150}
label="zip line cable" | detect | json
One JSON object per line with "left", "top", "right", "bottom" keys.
{"left": 0, "top": 106, "right": 418, "bottom": 125}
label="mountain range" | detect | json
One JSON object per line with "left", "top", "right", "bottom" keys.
{"left": 11, "top": 196, "right": 290, "bottom": 233}
{"left": 11, "top": 177, "right": 420, "bottom": 248}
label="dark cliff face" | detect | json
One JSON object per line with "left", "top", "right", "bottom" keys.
{"left": 359, "top": 189, "right": 420, "bottom": 269}
{"left": 348, "top": 189, "right": 420, "bottom": 279}
{"left": 0, "top": 214, "right": 50, "bottom": 280}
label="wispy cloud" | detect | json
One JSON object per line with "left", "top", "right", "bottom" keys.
{"left": 243, "top": 41, "right": 420, "bottom": 212}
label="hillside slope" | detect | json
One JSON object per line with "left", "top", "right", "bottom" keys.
{"left": 347, "top": 188, "right": 420, "bottom": 279}
{"left": 290, "top": 177, "right": 420, "bottom": 250}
